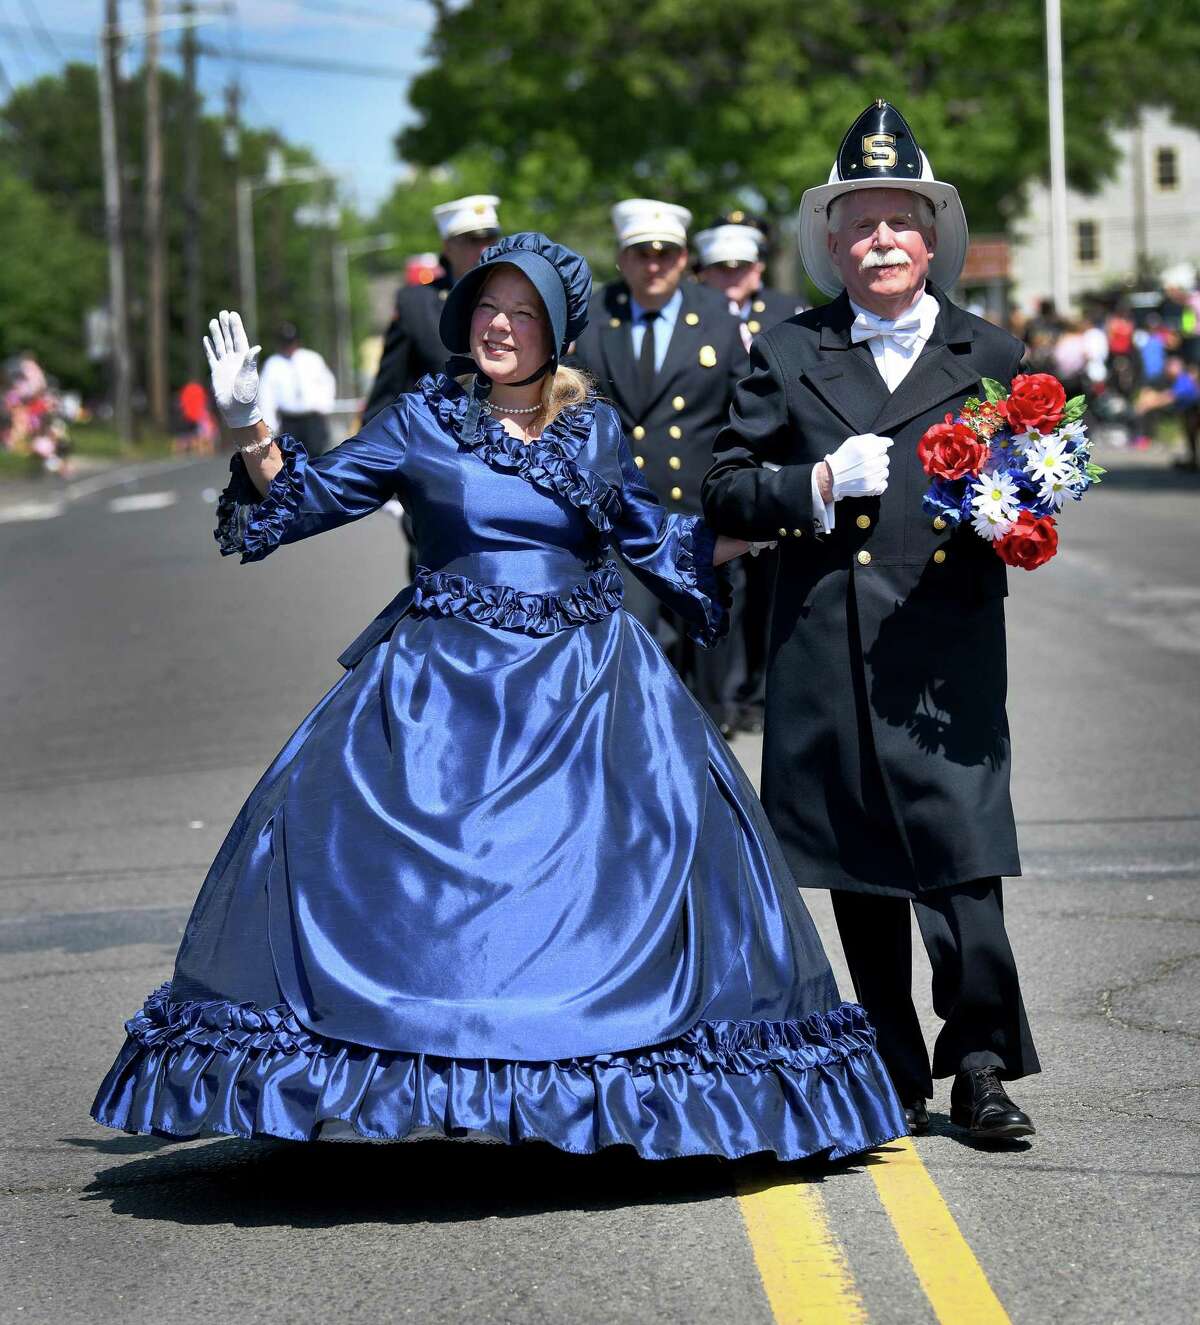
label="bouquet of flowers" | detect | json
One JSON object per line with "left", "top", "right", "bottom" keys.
{"left": 917, "top": 373, "right": 1104, "bottom": 570}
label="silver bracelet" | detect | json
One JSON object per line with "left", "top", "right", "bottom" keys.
{"left": 238, "top": 433, "right": 276, "bottom": 457}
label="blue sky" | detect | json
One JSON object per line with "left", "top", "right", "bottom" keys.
{"left": 1, "top": 0, "right": 437, "bottom": 211}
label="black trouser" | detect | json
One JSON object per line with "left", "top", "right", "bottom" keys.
{"left": 277, "top": 410, "right": 331, "bottom": 456}
{"left": 830, "top": 878, "right": 1040, "bottom": 1103}
{"left": 621, "top": 557, "right": 746, "bottom": 732}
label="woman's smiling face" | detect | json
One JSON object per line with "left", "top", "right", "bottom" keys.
{"left": 469, "top": 266, "right": 552, "bottom": 384}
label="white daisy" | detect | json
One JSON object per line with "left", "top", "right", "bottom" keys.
{"left": 1038, "top": 459, "right": 1081, "bottom": 509}
{"left": 970, "top": 472, "right": 1020, "bottom": 521}
{"left": 1025, "top": 437, "right": 1073, "bottom": 486}
{"left": 971, "top": 508, "right": 1013, "bottom": 541}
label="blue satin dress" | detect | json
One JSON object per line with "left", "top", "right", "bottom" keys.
{"left": 92, "top": 373, "right": 906, "bottom": 1160}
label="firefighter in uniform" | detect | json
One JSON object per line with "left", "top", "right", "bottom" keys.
{"left": 695, "top": 215, "right": 806, "bottom": 730}
{"left": 570, "top": 198, "right": 749, "bottom": 731}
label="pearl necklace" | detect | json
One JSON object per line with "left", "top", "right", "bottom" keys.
{"left": 484, "top": 400, "right": 542, "bottom": 416}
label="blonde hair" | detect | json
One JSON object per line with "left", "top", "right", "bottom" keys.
{"left": 455, "top": 364, "right": 596, "bottom": 430}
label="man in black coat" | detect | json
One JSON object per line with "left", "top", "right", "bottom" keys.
{"left": 702, "top": 101, "right": 1039, "bottom": 1140}
{"left": 571, "top": 198, "right": 749, "bottom": 731}
{"left": 362, "top": 195, "right": 502, "bottom": 423}
{"left": 695, "top": 214, "right": 806, "bottom": 733}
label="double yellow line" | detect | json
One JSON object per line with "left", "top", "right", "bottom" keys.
{"left": 736, "top": 1138, "right": 1011, "bottom": 1324}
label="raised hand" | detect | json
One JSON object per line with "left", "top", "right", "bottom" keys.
{"left": 203, "top": 310, "right": 263, "bottom": 429}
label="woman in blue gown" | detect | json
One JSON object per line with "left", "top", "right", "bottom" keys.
{"left": 92, "top": 233, "right": 906, "bottom": 1160}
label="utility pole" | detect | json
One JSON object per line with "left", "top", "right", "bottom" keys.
{"left": 180, "top": 0, "right": 202, "bottom": 382}
{"left": 98, "top": 0, "right": 133, "bottom": 443}
{"left": 1044, "top": 0, "right": 1071, "bottom": 316}
{"left": 1131, "top": 117, "right": 1150, "bottom": 284}
{"left": 144, "top": 0, "right": 168, "bottom": 431}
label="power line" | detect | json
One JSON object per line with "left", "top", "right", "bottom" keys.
{"left": 15, "top": 0, "right": 64, "bottom": 61}
{"left": 197, "top": 41, "right": 422, "bottom": 80}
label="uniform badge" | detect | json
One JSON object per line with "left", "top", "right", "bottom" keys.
{"left": 699, "top": 345, "right": 717, "bottom": 368}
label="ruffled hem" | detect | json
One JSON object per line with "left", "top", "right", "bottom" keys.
{"left": 417, "top": 373, "right": 622, "bottom": 536}
{"left": 411, "top": 560, "right": 623, "bottom": 636}
{"left": 91, "top": 985, "right": 907, "bottom": 1161}
{"left": 214, "top": 434, "right": 309, "bottom": 563}
{"left": 678, "top": 518, "right": 733, "bottom": 648}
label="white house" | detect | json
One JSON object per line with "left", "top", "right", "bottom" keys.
{"left": 1010, "top": 107, "right": 1200, "bottom": 311}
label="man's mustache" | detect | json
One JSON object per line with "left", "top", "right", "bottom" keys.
{"left": 860, "top": 248, "right": 912, "bottom": 271}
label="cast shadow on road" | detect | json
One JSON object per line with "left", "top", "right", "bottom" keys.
{"left": 69, "top": 1132, "right": 897, "bottom": 1229}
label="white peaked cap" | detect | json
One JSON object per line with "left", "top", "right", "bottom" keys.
{"left": 432, "top": 195, "right": 502, "bottom": 241}
{"left": 611, "top": 198, "right": 692, "bottom": 249}
{"left": 694, "top": 224, "right": 763, "bottom": 267}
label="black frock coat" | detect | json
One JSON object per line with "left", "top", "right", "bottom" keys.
{"left": 363, "top": 273, "right": 457, "bottom": 424}
{"left": 701, "top": 286, "right": 1025, "bottom": 897}
{"left": 571, "top": 279, "right": 748, "bottom": 515}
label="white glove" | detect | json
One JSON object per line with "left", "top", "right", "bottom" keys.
{"left": 203, "top": 310, "right": 263, "bottom": 429}
{"left": 824, "top": 433, "right": 893, "bottom": 500}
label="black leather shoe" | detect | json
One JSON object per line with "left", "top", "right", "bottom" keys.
{"left": 950, "top": 1068, "right": 1035, "bottom": 1139}
{"left": 905, "top": 1100, "right": 930, "bottom": 1134}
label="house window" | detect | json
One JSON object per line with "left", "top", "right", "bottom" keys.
{"left": 1076, "top": 220, "right": 1099, "bottom": 266}
{"left": 1155, "top": 146, "right": 1179, "bottom": 191}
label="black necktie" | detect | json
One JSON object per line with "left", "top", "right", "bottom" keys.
{"left": 637, "top": 310, "right": 659, "bottom": 414}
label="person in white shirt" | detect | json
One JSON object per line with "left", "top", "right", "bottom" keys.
{"left": 703, "top": 99, "right": 1040, "bottom": 1145}
{"left": 257, "top": 322, "right": 337, "bottom": 455}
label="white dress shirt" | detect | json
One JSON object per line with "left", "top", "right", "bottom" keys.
{"left": 810, "top": 288, "right": 940, "bottom": 533}
{"left": 629, "top": 287, "right": 682, "bottom": 372}
{"left": 258, "top": 347, "right": 337, "bottom": 431}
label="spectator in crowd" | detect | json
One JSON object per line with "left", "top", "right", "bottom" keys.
{"left": 257, "top": 322, "right": 337, "bottom": 456}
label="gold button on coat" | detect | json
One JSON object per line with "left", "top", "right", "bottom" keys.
{"left": 685, "top": 312, "right": 700, "bottom": 326}
{"left": 748, "top": 320, "right": 761, "bottom": 334}
{"left": 634, "top": 455, "right": 645, "bottom": 469}
{"left": 856, "top": 514, "right": 871, "bottom": 529}
{"left": 609, "top": 317, "right": 621, "bottom": 329}
{"left": 932, "top": 516, "right": 947, "bottom": 531}
{"left": 632, "top": 425, "right": 645, "bottom": 440}
{"left": 670, "top": 486, "right": 683, "bottom": 501}
{"left": 777, "top": 527, "right": 788, "bottom": 537}
{"left": 753, "top": 299, "right": 766, "bottom": 313}
{"left": 672, "top": 395, "right": 685, "bottom": 411}
{"left": 933, "top": 549, "right": 947, "bottom": 564}
{"left": 792, "top": 528, "right": 804, "bottom": 538}
{"left": 668, "top": 425, "right": 682, "bottom": 439}
{"left": 856, "top": 550, "right": 872, "bottom": 566}
{"left": 668, "top": 456, "right": 681, "bottom": 470}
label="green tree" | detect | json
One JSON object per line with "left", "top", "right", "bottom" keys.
{"left": 0, "top": 64, "right": 366, "bottom": 401}
{"left": 0, "top": 163, "right": 105, "bottom": 389}
{"left": 395, "top": 0, "right": 1200, "bottom": 270}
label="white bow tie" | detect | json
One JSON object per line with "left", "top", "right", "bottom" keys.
{"left": 850, "top": 307, "right": 925, "bottom": 351}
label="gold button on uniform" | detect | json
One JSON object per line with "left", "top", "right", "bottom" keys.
{"left": 748, "top": 319, "right": 761, "bottom": 334}
{"left": 933, "top": 549, "right": 947, "bottom": 564}
{"left": 668, "top": 425, "right": 682, "bottom": 439}
{"left": 777, "top": 527, "right": 788, "bottom": 538}
{"left": 856, "top": 514, "right": 871, "bottom": 529}
{"left": 668, "top": 456, "right": 681, "bottom": 470}
{"left": 856, "top": 550, "right": 872, "bottom": 566}
{"left": 632, "top": 425, "right": 645, "bottom": 440}
{"left": 670, "top": 486, "right": 683, "bottom": 501}
{"left": 752, "top": 299, "right": 766, "bottom": 313}
{"left": 672, "top": 395, "right": 685, "bottom": 411}
{"left": 792, "top": 528, "right": 804, "bottom": 538}
{"left": 685, "top": 312, "right": 700, "bottom": 326}
{"left": 609, "top": 317, "right": 621, "bottom": 329}
{"left": 932, "top": 516, "right": 947, "bottom": 531}
{"left": 634, "top": 455, "right": 645, "bottom": 469}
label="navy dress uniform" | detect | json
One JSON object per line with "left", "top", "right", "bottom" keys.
{"left": 702, "top": 103, "right": 1039, "bottom": 1137}
{"left": 570, "top": 198, "right": 749, "bottom": 730}
{"left": 696, "top": 218, "right": 806, "bottom": 731}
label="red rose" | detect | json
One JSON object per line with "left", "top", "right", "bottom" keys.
{"left": 993, "top": 510, "right": 1059, "bottom": 570}
{"left": 1003, "top": 373, "right": 1067, "bottom": 435}
{"left": 917, "top": 417, "right": 989, "bottom": 479}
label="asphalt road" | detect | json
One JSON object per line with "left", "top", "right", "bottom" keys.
{"left": 2, "top": 445, "right": 1198, "bottom": 1324}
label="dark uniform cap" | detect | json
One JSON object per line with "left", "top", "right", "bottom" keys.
{"left": 439, "top": 231, "right": 591, "bottom": 364}
{"left": 835, "top": 99, "right": 924, "bottom": 183}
